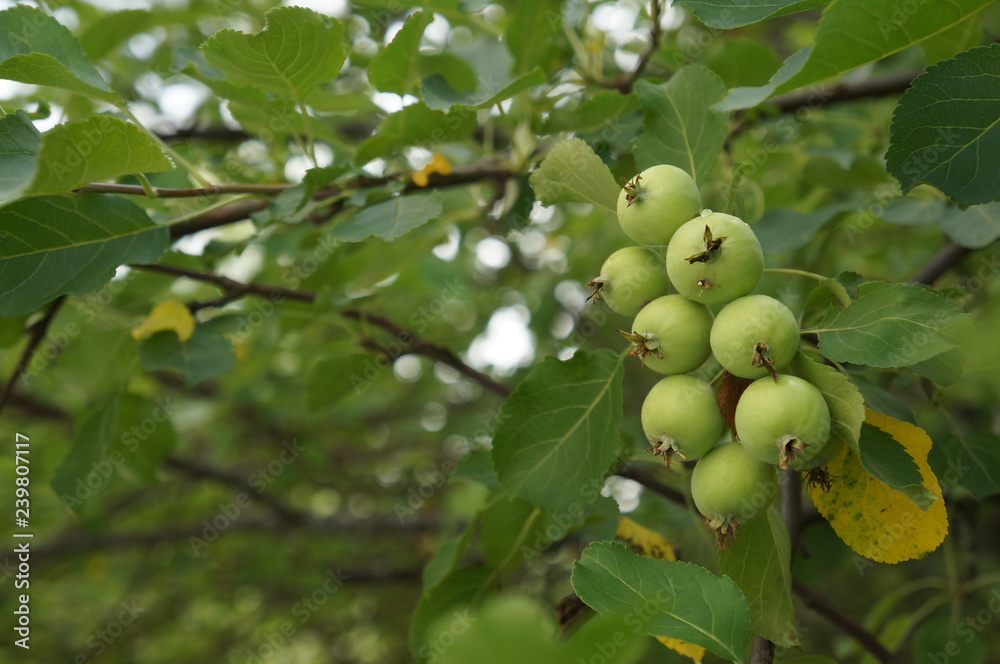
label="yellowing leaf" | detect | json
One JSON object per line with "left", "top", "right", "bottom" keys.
{"left": 231, "top": 338, "right": 249, "bottom": 363}
{"left": 616, "top": 516, "right": 677, "bottom": 560}
{"left": 131, "top": 300, "right": 195, "bottom": 342}
{"left": 808, "top": 409, "right": 948, "bottom": 564}
{"left": 616, "top": 517, "right": 706, "bottom": 664}
{"left": 656, "top": 636, "right": 705, "bottom": 664}
{"left": 411, "top": 151, "right": 452, "bottom": 187}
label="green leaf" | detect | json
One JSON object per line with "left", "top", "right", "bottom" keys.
{"left": 428, "top": 596, "right": 644, "bottom": 664}
{"left": 833, "top": 270, "right": 866, "bottom": 299}
{"left": 753, "top": 201, "right": 855, "bottom": 254}
{"left": 0, "top": 111, "right": 41, "bottom": 202}
{"left": 773, "top": 0, "right": 993, "bottom": 97}
{"left": 369, "top": 11, "right": 433, "bottom": 95}
{"left": 881, "top": 198, "right": 944, "bottom": 226}
{"left": 452, "top": 449, "right": 500, "bottom": 489}
{"left": 851, "top": 376, "right": 915, "bottom": 424}
{"left": 910, "top": 345, "right": 967, "bottom": 386}
{"left": 422, "top": 524, "right": 476, "bottom": 590}
{"left": 202, "top": 6, "right": 345, "bottom": 100}
{"left": 936, "top": 202, "right": 1000, "bottom": 249}
{"left": 300, "top": 165, "right": 347, "bottom": 205}
{"left": 115, "top": 392, "right": 176, "bottom": 484}
{"left": 714, "top": 48, "right": 811, "bottom": 112}
{"left": 491, "top": 350, "right": 624, "bottom": 514}
{"left": 677, "top": 0, "right": 821, "bottom": 29}
{"left": 498, "top": 178, "right": 536, "bottom": 233}
{"left": 330, "top": 192, "right": 442, "bottom": 242}
{"left": 858, "top": 422, "right": 934, "bottom": 509}
{"left": 540, "top": 90, "right": 639, "bottom": 135}
{"left": 421, "top": 68, "right": 545, "bottom": 112}
{"left": 410, "top": 567, "right": 493, "bottom": 659}
{"left": 78, "top": 9, "right": 155, "bottom": 61}
{"left": 306, "top": 350, "right": 379, "bottom": 412}
{"left": 933, "top": 433, "right": 1000, "bottom": 498}
{"left": 0, "top": 314, "right": 27, "bottom": 348}
{"left": 355, "top": 102, "right": 477, "bottom": 165}
{"left": 718, "top": 506, "right": 798, "bottom": 647}
{"left": 789, "top": 353, "right": 865, "bottom": 454}
{"left": 16, "top": 116, "right": 174, "bottom": 201}
{"left": 813, "top": 281, "right": 970, "bottom": 368}
{"left": 0, "top": 5, "right": 119, "bottom": 104}
{"left": 705, "top": 38, "right": 781, "bottom": 88}
{"left": 528, "top": 138, "right": 619, "bottom": 214}
{"left": 219, "top": 89, "right": 347, "bottom": 148}
{"left": 417, "top": 54, "right": 478, "bottom": 93}
{"left": 633, "top": 68, "right": 728, "bottom": 184}
{"left": 52, "top": 397, "right": 121, "bottom": 512}
{"left": 572, "top": 541, "right": 752, "bottom": 662}
{"left": 479, "top": 497, "right": 546, "bottom": 570}
{"left": 505, "top": 0, "right": 565, "bottom": 74}
{"left": 0, "top": 195, "right": 168, "bottom": 317}
{"left": 138, "top": 327, "right": 236, "bottom": 387}
{"left": 911, "top": 616, "right": 988, "bottom": 664}
{"left": 887, "top": 44, "right": 1000, "bottom": 205}
{"left": 920, "top": 9, "right": 986, "bottom": 65}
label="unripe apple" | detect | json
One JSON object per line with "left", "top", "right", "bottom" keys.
{"left": 587, "top": 246, "right": 670, "bottom": 316}
{"left": 665, "top": 211, "right": 763, "bottom": 305}
{"left": 641, "top": 375, "right": 724, "bottom": 467}
{"left": 690, "top": 442, "right": 778, "bottom": 545}
{"left": 620, "top": 295, "right": 713, "bottom": 374}
{"left": 710, "top": 294, "right": 799, "bottom": 380}
{"left": 734, "top": 374, "right": 832, "bottom": 470}
{"left": 617, "top": 165, "right": 702, "bottom": 246}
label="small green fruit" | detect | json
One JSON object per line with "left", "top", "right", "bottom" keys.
{"left": 617, "top": 165, "right": 702, "bottom": 246}
{"left": 710, "top": 294, "right": 799, "bottom": 379}
{"left": 665, "top": 211, "right": 763, "bottom": 305}
{"left": 734, "top": 374, "right": 832, "bottom": 470}
{"left": 641, "top": 375, "right": 724, "bottom": 467}
{"left": 587, "top": 247, "right": 670, "bottom": 316}
{"left": 691, "top": 442, "right": 778, "bottom": 545}
{"left": 621, "top": 295, "right": 713, "bottom": 374}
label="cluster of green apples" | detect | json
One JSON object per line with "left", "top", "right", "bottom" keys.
{"left": 588, "top": 165, "right": 836, "bottom": 543}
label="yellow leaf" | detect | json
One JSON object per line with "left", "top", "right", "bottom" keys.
{"left": 131, "top": 300, "right": 195, "bottom": 342}
{"left": 616, "top": 517, "right": 706, "bottom": 664}
{"left": 808, "top": 409, "right": 948, "bottom": 564}
{"left": 615, "top": 516, "right": 676, "bottom": 560}
{"left": 655, "top": 637, "right": 705, "bottom": 664}
{"left": 411, "top": 151, "right": 452, "bottom": 187}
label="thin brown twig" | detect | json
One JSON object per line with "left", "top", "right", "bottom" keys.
{"left": 614, "top": 464, "right": 686, "bottom": 507}
{"left": 73, "top": 182, "right": 291, "bottom": 197}
{"left": 586, "top": 0, "right": 664, "bottom": 93}
{"left": 164, "top": 456, "right": 306, "bottom": 525}
{"left": 782, "top": 468, "right": 803, "bottom": 563}
{"left": 750, "top": 638, "right": 775, "bottom": 663}
{"left": 625, "top": 0, "right": 664, "bottom": 91}
{"left": 129, "top": 263, "right": 513, "bottom": 398}
{"left": 767, "top": 70, "right": 918, "bottom": 115}
{"left": 730, "top": 70, "right": 920, "bottom": 138}
{"left": 0, "top": 295, "right": 66, "bottom": 417}
{"left": 746, "top": 468, "right": 807, "bottom": 664}
{"left": 130, "top": 263, "right": 314, "bottom": 303}
{"left": 912, "top": 241, "right": 973, "bottom": 285}
{"left": 793, "top": 578, "right": 908, "bottom": 664}
{"left": 0, "top": 519, "right": 435, "bottom": 569}
{"left": 341, "top": 309, "right": 513, "bottom": 398}
{"left": 71, "top": 163, "right": 516, "bottom": 240}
